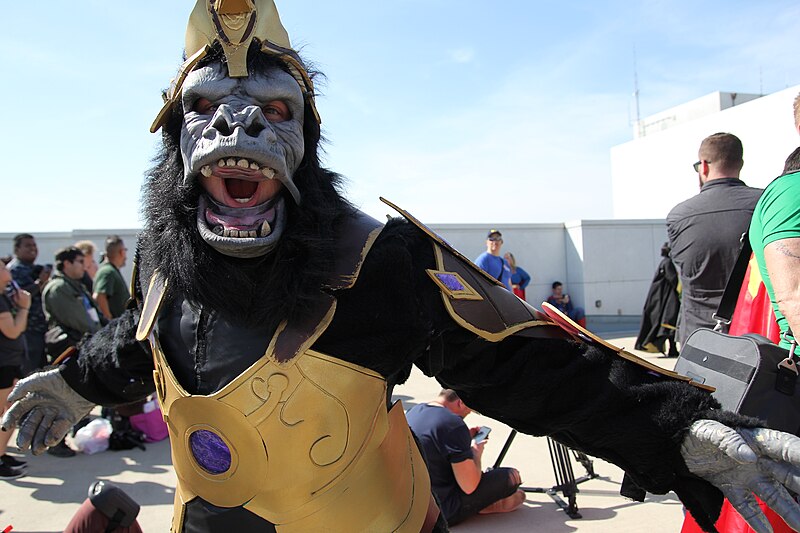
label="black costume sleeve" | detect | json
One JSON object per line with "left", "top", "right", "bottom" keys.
{"left": 59, "top": 307, "right": 155, "bottom": 406}
{"left": 356, "top": 219, "right": 757, "bottom": 532}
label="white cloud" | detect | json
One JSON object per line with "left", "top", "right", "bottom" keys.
{"left": 448, "top": 48, "right": 475, "bottom": 64}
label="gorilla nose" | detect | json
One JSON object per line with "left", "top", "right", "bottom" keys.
{"left": 210, "top": 104, "right": 270, "bottom": 138}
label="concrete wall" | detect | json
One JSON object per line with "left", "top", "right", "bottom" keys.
{"left": 612, "top": 85, "right": 800, "bottom": 220}
{"left": 428, "top": 223, "right": 566, "bottom": 307}
{"left": 431, "top": 220, "right": 666, "bottom": 322}
{"left": 2, "top": 220, "right": 668, "bottom": 329}
{"left": 0, "top": 230, "right": 140, "bottom": 287}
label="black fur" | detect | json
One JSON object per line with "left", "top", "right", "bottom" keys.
{"left": 139, "top": 42, "right": 354, "bottom": 330}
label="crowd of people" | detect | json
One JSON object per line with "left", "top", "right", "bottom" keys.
{"left": 0, "top": 234, "right": 130, "bottom": 479}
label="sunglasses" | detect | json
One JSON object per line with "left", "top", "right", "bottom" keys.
{"left": 488, "top": 237, "right": 503, "bottom": 242}
{"left": 693, "top": 160, "right": 710, "bottom": 173}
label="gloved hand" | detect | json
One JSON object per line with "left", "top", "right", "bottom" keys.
{"left": 1, "top": 369, "right": 95, "bottom": 455}
{"left": 681, "top": 419, "right": 800, "bottom": 533}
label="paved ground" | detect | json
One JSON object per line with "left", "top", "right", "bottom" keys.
{"left": 0, "top": 334, "right": 689, "bottom": 532}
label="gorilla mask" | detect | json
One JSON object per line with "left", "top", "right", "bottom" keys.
{"left": 181, "top": 62, "right": 305, "bottom": 258}
{"left": 152, "top": 0, "right": 318, "bottom": 258}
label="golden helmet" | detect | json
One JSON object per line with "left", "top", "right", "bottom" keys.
{"left": 151, "top": 0, "right": 319, "bottom": 133}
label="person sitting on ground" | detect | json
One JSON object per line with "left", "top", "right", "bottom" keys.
{"left": 406, "top": 389, "right": 524, "bottom": 526}
{"left": 504, "top": 252, "right": 531, "bottom": 301}
{"left": 547, "top": 281, "right": 586, "bottom": 327}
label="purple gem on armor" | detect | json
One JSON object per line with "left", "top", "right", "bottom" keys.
{"left": 436, "top": 273, "right": 465, "bottom": 292}
{"left": 189, "top": 430, "right": 232, "bottom": 475}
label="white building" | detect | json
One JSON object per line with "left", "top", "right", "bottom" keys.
{"left": 612, "top": 86, "right": 799, "bottom": 219}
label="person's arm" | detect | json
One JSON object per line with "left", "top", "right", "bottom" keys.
{"left": 93, "top": 292, "right": 113, "bottom": 321}
{"left": 763, "top": 237, "right": 800, "bottom": 335}
{"left": 518, "top": 267, "right": 531, "bottom": 290}
{"left": 0, "top": 290, "right": 31, "bottom": 339}
{"left": 451, "top": 441, "right": 486, "bottom": 494}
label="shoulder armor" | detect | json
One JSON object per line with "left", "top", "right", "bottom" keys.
{"left": 381, "top": 198, "right": 563, "bottom": 343}
{"left": 382, "top": 198, "right": 713, "bottom": 391}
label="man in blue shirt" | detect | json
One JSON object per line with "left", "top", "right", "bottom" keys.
{"left": 406, "top": 390, "right": 524, "bottom": 525}
{"left": 474, "top": 230, "right": 512, "bottom": 290}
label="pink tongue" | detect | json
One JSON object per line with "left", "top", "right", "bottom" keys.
{"left": 205, "top": 208, "right": 273, "bottom": 230}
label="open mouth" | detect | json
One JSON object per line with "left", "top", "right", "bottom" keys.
{"left": 196, "top": 194, "right": 287, "bottom": 258}
{"left": 198, "top": 157, "right": 280, "bottom": 209}
{"left": 194, "top": 157, "right": 289, "bottom": 257}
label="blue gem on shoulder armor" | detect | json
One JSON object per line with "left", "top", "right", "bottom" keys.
{"left": 435, "top": 273, "right": 466, "bottom": 292}
{"left": 189, "top": 430, "right": 232, "bottom": 475}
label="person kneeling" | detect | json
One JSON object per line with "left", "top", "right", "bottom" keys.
{"left": 406, "top": 389, "right": 525, "bottom": 525}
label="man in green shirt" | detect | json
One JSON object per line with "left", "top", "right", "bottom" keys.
{"left": 748, "top": 93, "right": 800, "bottom": 349}
{"left": 92, "top": 236, "right": 130, "bottom": 320}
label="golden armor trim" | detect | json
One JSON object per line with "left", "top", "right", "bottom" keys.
{"left": 425, "top": 269, "right": 483, "bottom": 301}
{"left": 380, "top": 197, "right": 506, "bottom": 288}
{"left": 325, "top": 226, "right": 384, "bottom": 290}
{"left": 150, "top": 46, "right": 210, "bottom": 133}
{"left": 135, "top": 272, "right": 168, "bottom": 342}
{"left": 431, "top": 245, "right": 553, "bottom": 342}
{"left": 265, "top": 299, "right": 336, "bottom": 363}
{"left": 541, "top": 302, "right": 715, "bottom": 392}
{"left": 152, "top": 0, "right": 320, "bottom": 133}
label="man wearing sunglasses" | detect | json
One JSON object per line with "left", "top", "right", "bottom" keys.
{"left": 666, "top": 133, "right": 762, "bottom": 347}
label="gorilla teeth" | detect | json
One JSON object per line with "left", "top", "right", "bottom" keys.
{"left": 209, "top": 158, "right": 275, "bottom": 179}
{"left": 213, "top": 224, "right": 268, "bottom": 239}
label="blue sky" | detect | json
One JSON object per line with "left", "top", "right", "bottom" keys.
{"left": 2, "top": 1, "right": 798, "bottom": 231}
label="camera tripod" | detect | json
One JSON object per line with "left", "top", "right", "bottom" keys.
{"left": 492, "top": 430, "right": 599, "bottom": 519}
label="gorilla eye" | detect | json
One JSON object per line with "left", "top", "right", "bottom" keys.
{"left": 263, "top": 100, "right": 290, "bottom": 122}
{"left": 193, "top": 97, "right": 215, "bottom": 114}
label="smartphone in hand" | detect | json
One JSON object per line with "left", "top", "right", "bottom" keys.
{"left": 472, "top": 425, "right": 491, "bottom": 444}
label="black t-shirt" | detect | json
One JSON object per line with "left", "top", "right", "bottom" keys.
{"left": 0, "top": 294, "right": 24, "bottom": 367}
{"left": 406, "top": 403, "right": 473, "bottom": 518}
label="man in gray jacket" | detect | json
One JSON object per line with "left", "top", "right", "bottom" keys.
{"left": 667, "top": 132, "right": 762, "bottom": 346}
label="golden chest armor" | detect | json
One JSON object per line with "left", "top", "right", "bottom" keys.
{"left": 134, "top": 213, "right": 432, "bottom": 532}
{"left": 151, "top": 330, "right": 430, "bottom": 532}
